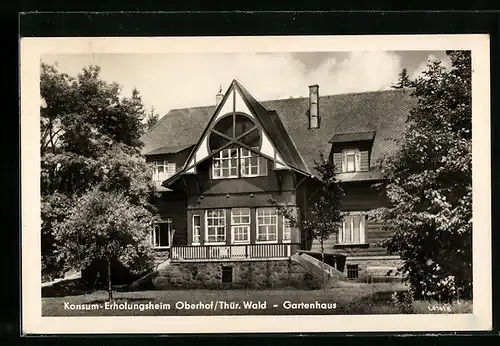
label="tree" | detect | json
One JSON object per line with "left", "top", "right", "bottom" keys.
{"left": 40, "top": 63, "right": 157, "bottom": 282}
{"left": 270, "top": 152, "right": 343, "bottom": 283}
{"left": 391, "top": 68, "right": 415, "bottom": 89}
{"left": 145, "top": 106, "right": 160, "bottom": 132}
{"left": 55, "top": 187, "right": 156, "bottom": 301}
{"left": 374, "top": 51, "right": 472, "bottom": 302}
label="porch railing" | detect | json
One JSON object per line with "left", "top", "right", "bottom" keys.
{"left": 171, "top": 243, "right": 292, "bottom": 261}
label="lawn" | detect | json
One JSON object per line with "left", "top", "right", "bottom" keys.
{"left": 42, "top": 281, "right": 472, "bottom": 316}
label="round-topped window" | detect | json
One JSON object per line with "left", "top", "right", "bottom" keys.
{"left": 209, "top": 113, "right": 261, "bottom": 152}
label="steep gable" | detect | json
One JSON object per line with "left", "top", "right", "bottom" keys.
{"left": 181, "top": 80, "right": 298, "bottom": 174}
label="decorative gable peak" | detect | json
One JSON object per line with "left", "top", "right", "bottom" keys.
{"left": 184, "top": 80, "right": 289, "bottom": 174}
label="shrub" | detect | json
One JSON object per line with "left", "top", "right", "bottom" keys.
{"left": 303, "top": 272, "right": 323, "bottom": 290}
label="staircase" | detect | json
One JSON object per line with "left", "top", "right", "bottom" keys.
{"left": 290, "top": 252, "right": 347, "bottom": 287}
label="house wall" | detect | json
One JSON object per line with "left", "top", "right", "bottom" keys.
{"left": 190, "top": 158, "right": 296, "bottom": 195}
{"left": 152, "top": 259, "right": 323, "bottom": 290}
{"left": 146, "top": 147, "right": 193, "bottom": 174}
{"left": 300, "top": 180, "right": 393, "bottom": 258}
{"left": 152, "top": 191, "right": 188, "bottom": 246}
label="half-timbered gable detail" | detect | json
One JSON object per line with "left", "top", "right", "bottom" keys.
{"left": 141, "top": 80, "right": 416, "bottom": 267}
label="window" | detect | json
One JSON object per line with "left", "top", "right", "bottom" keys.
{"left": 283, "top": 216, "right": 292, "bottom": 242}
{"left": 206, "top": 209, "right": 226, "bottom": 243}
{"left": 151, "top": 219, "right": 172, "bottom": 248}
{"left": 256, "top": 208, "right": 278, "bottom": 242}
{"left": 153, "top": 160, "right": 176, "bottom": 182}
{"left": 221, "top": 266, "right": 233, "bottom": 283}
{"left": 240, "top": 148, "right": 267, "bottom": 177}
{"left": 212, "top": 147, "right": 267, "bottom": 179}
{"left": 282, "top": 208, "right": 298, "bottom": 242}
{"left": 341, "top": 149, "right": 360, "bottom": 173}
{"left": 192, "top": 215, "right": 201, "bottom": 245}
{"left": 212, "top": 148, "right": 239, "bottom": 179}
{"left": 346, "top": 264, "right": 359, "bottom": 279}
{"left": 339, "top": 212, "right": 366, "bottom": 244}
{"left": 231, "top": 208, "right": 250, "bottom": 243}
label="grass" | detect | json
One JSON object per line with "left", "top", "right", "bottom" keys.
{"left": 41, "top": 281, "right": 472, "bottom": 316}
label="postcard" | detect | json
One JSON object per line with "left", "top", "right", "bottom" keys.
{"left": 21, "top": 33, "right": 491, "bottom": 334}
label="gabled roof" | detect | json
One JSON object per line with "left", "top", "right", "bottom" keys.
{"left": 141, "top": 85, "right": 416, "bottom": 175}
{"left": 234, "top": 81, "right": 308, "bottom": 172}
{"left": 329, "top": 131, "right": 376, "bottom": 144}
{"left": 145, "top": 144, "right": 195, "bottom": 156}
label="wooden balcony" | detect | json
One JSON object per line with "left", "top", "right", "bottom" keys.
{"left": 171, "top": 243, "right": 294, "bottom": 262}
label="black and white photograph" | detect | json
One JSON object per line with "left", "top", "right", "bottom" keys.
{"left": 21, "top": 35, "right": 491, "bottom": 334}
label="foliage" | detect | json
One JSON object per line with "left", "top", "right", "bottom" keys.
{"left": 145, "top": 106, "right": 160, "bottom": 132}
{"left": 390, "top": 68, "right": 415, "bottom": 89}
{"left": 40, "top": 62, "right": 157, "bottom": 282}
{"left": 270, "top": 152, "right": 343, "bottom": 268}
{"left": 55, "top": 188, "right": 156, "bottom": 299}
{"left": 374, "top": 51, "right": 472, "bottom": 302}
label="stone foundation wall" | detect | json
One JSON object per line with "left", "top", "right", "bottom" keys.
{"left": 152, "top": 259, "right": 323, "bottom": 290}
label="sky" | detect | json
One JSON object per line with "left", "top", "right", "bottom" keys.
{"left": 41, "top": 51, "right": 451, "bottom": 117}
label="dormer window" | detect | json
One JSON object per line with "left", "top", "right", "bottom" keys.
{"left": 342, "top": 149, "right": 360, "bottom": 173}
{"left": 153, "top": 160, "right": 176, "bottom": 182}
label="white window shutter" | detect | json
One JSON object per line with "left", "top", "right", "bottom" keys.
{"left": 167, "top": 162, "right": 176, "bottom": 177}
{"left": 360, "top": 213, "right": 366, "bottom": 244}
{"left": 355, "top": 150, "right": 361, "bottom": 172}
{"left": 342, "top": 151, "right": 347, "bottom": 173}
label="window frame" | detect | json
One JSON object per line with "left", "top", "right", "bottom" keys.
{"left": 153, "top": 160, "right": 176, "bottom": 182}
{"left": 256, "top": 208, "right": 279, "bottom": 243}
{"left": 192, "top": 214, "right": 201, "bottom": 245}
{"left": 212, "top": 148, "right": 239, "bottom": 179}
{"left": 231, "top": 208, "right": 251, "bottom": 244}
{"left": 341, "top": 149, "right": 361, "bottom": 173}
{"left": 151, "top": 219, "right": 172, "bottom": 249}
{"left": 282, "top": 207, "right": 298, "bottom": 243}
{"left": 338, "top": 212, "right": 366, "bottom": 245}
{"left": 211, "top": 147, "right": 267, "bottom": 180}
{"left": 205, "top": 209, "right": 227, "bottom": 245}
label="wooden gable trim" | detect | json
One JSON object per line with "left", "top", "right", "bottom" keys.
{"left": 162, "top": 80, "right": 318, "bottom": 188}
{"left": 233, "top": 82, "right": 291, "bottom": 167}
{"left": 180, "top": 82, "right": 236, "bottom": 173}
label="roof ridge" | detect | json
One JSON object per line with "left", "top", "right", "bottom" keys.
{"left": 163, "top": 88, "right": 414, "bottom": 114}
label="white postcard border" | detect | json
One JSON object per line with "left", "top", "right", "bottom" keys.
{"left": 20, "top": 34, "right": 492, "bottom": 334}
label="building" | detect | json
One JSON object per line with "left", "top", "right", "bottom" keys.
{"left": 140, "top": 80, "right": 415, "bottom": 286}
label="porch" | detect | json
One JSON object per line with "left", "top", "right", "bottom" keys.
{"left": 171, "top": 243, "right": 296, "bottom": 262}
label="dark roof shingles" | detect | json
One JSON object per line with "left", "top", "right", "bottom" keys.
{"left": 145, "top": 144, "right": 195, "bottom": 156}
{"left": 141, "top": 88, "right": 416, "bottom": 174}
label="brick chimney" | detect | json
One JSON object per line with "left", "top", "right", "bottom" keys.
{"left": 216, "top": 86, "right": 224, "bottom": 106}
{"left": 308, "top": 84, "right": 319, "bottom": 129}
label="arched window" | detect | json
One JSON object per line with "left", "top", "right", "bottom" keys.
{"left": 342, "top": 148, "right": 360, "bottom": 173}
{"left": 209, "top": 114, "right": 260, "bottom": 151}
{"left": 209, "top": 113, "right": 267, "bottom": 179}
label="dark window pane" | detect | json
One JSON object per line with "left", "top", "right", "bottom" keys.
{"left": 234, "top": 114, "right": 255, "bottom": 137}
{"left": 209, "top": 134, "right": 230, "bottom": 152}
{"left": 240, "top": 128, "right": 261, "bottom": 147}
{"left": 213, "top": 115, "right": 234, "bottom": 137}
{"left": 222, "top": 266, "right": 233, "bottom": 283}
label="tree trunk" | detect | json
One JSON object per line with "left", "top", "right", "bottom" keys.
{"left": 320, "top": 240, "right": 325, "bottom": 285}
{"left": 107, "top": 257, "right": 113, "bottom": 302}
